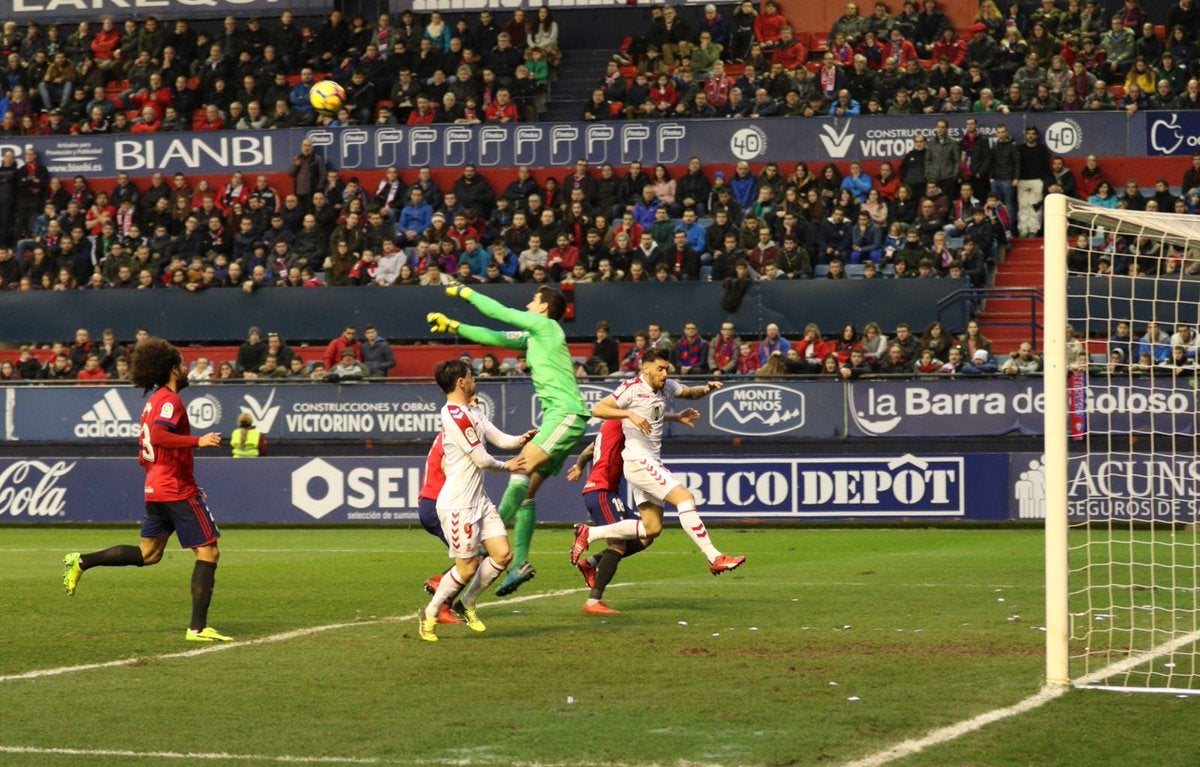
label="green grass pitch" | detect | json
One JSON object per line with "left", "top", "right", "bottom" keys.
{"left": 1, "top": 526, "right": 1194, "bottom": 766}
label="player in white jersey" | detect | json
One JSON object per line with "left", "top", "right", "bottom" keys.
{"left": 420, "top": 359, "right": 533, "bottom": 642}
{"left": 570, "top": 347, "right": 746, "bottom": 576}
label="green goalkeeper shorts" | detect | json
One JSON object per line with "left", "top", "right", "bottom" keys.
{"left": 532, "top": 411, "right": 589, "bottom": 478}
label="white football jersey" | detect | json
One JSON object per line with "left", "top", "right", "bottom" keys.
{"left": 609, "top": 375, "right": 683, "bottom": 461}
{"left": 438, "top": 402, "right": 498, "bottom": 518}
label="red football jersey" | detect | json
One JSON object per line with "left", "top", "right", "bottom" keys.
{"left": 583, "top": 419, "right": 625, "bottom": 494}
{"left": 138, "top": 387, "right": 199, "bottom": 502}
{"left": 419, "top": 432, "right": 446, "bottom": 501}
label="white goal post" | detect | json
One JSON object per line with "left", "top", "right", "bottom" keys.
{"left": 1044, "top": 192, "right": 1200, "bottom": 695}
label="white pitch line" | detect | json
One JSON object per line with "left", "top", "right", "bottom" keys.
{"left": 0, "top": 586, "right": 605, "bottom": 684}
{"left": 840, "top": 629, "right": 1200, "bottom": 767}
{"left": 0, "top": 745, "right": 376, "bottom": 764}
{"left": 837, "top": 686, "right": 1068, "bottom": 767}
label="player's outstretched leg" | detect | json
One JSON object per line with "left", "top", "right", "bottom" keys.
{"left": 670, "top": 494, "right": 745, "bottom": 575}
{"left": 496, "top": 498, "right": 537, "bottom": 597}
{"left": 63, "top": 545, "right": 146, "bottom": 596}
{"left": 571, "top": 519, "right": 643, "bottom": 564}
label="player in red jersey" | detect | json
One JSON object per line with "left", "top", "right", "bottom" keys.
{"left": 566, "top": 409, "right": 700, "bottom": 615}
{"left": 62, "top": 338, "right": 230, "bottom": 643}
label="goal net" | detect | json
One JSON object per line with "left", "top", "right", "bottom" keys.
{"left": 1044, "top": 193, "right": 1200, "bottom": 695}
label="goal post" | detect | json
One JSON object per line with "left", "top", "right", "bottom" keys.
{"left": 1044, "top": 192, "right": 1200, "bottom": 695}
{"left": 1043, "top": 192, "right": 1070, "bottom": 688}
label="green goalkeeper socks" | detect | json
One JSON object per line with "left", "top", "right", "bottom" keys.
{"left": 498, "top": 476, "right": 529, "bottom": 526}
{"left": 513, "top": 500, "right": 536, "bottom": 567}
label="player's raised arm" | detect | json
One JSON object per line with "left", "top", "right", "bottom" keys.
{"left": 428, "top": 311, "right": 529, "bottom": 351}
{"left": 446, "top": 285, "right": 550, "bottom": 333}
{"left": 675, "top": 380, "right": 723, "bottom": 399}
{"left": 592, "top": 395, "right": 651, "bottom": 435}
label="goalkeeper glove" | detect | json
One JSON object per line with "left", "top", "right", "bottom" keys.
{"left": 427, "top": 312, "right": 460, "bottom": 334}
{"left": 445, "top": 284, "right": 475, "bottom": 300}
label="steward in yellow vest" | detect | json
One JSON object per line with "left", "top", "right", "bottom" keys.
{"left": 231, "top": 414, "right": 266, "bottom": 457}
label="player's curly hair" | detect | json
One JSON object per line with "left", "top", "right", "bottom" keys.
{"left": 130, "top": 337, "right": 183, "bottom": 395}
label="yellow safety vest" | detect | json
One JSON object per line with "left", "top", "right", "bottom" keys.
{"left": 230, "top": 428, "right": 261, "bottom": 458}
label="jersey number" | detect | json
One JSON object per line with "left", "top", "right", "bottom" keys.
{"left": 139, "top": 424, "right": 155, "bottom": 463}
{"left": 464, "top": 522, "right": 474, "bottom": 538}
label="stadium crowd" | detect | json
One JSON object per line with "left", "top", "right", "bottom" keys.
{"left": 0, "top": 316, "right": 1049, "bottom": 382}
{"left": 598, "top": 0, "right": 1200, "bottom": 120}
{"left": 0, "top": 1, "right": 1193, "bottom": 377}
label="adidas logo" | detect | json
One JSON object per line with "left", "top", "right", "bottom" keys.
{"left": 74, "top": 389, "right": 139, "bottom": 439}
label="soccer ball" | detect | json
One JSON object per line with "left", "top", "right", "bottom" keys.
{"left": 310, "top": 80, "right": 346, "bottom": 114}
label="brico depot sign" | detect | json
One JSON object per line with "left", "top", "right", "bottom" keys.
{"left": 653, "top": 454, "right": 982, "bottom": 519}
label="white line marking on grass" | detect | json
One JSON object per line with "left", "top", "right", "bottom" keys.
{"left": 838, "top": 686, "right": 1068, "bottom": 767}
{"left": 0, "top": 586, "right": 605, "bottom": 684}
{"left": 841, "top": 629, "right": 1200, "bottom": 767}
{"left": 0, "top": 745, "right": 376, "bottom": 764}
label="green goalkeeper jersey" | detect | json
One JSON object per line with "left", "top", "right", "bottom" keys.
{"left": 457, "top": 291, "right": 591, "bottom": 418}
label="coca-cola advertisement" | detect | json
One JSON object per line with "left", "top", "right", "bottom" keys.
{"left": 0, "top": 459, "right": 142, "bottom": 521}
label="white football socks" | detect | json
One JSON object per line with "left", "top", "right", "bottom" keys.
{"left": 425, "top": 568, "right": 466, "bottom": 619}
{"left": 677, "top": 502, "right": 719, "bottom": 562}
{"left": 587, "top": 518, "right": 643, "bottom": 545}
{"left": 461, "top": 556, "right": 506, "bottom": 607}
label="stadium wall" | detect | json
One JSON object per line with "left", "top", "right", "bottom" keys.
{"left": 0, "top": 279, "right": 962, "bottom": 344}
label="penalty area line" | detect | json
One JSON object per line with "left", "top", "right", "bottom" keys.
{"left": 0, "top": 586, "right": 607, "bottom": 685}
{"left": 0, "top": 745, "right": 377, "bottom": 764}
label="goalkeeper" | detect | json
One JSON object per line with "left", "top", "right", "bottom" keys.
{"left": 429, "top": 285, "right": 590, "bottom": 596}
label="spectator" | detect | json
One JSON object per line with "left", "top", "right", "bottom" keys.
{"left": 999, "top": 341, "right": 1042, "bottom": 375}
{"left": 877, "top": 344, "right": 914, "bottom": 375}
{"left": 924, "top": 118, "right": 959, "bottom": 195}
{"left": 328, "top": 348, "right": 368, "bottom": 382}
{"left": 290, "top": 138, "right": 325, "bottom": 210}
{"left": 44, "top": 352, "right": 75, "bottom": 380}
{"left": 916, "top": 320, "right": 950, "bottom": 359}
{"left": 591, "top": 320, "right": 619, "bottom": 373}
{"left": 1017, "top": 126, "right": 1051, "bottom": 236}
{"left": 757, "top": 322, "right": 790, "bottom": 365}
{"left": 620, "top": 330, "right": 649, "bottom": 374}
{"left": 1137, "top": 321, "right": 1171, "bottom": 362}
{"left": 360, "top": 324, "right": 395, "bottom": 378}
{"left": 817, "top": 207, "right": 852, "bottom": 263}
{"left": 674, "top": 321, "right": 709, "bottom": 375}
{"left": 840, "top": 347, "right": 874, "bottom": 379}
{"left": 323, "top": 325, "right": 360, "bottom": 369}
{"left": 236, "top": 326, "right": 267, "bottom": 373}
{"left": 75, "top": 353, "right": 108, "bottom": 384}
